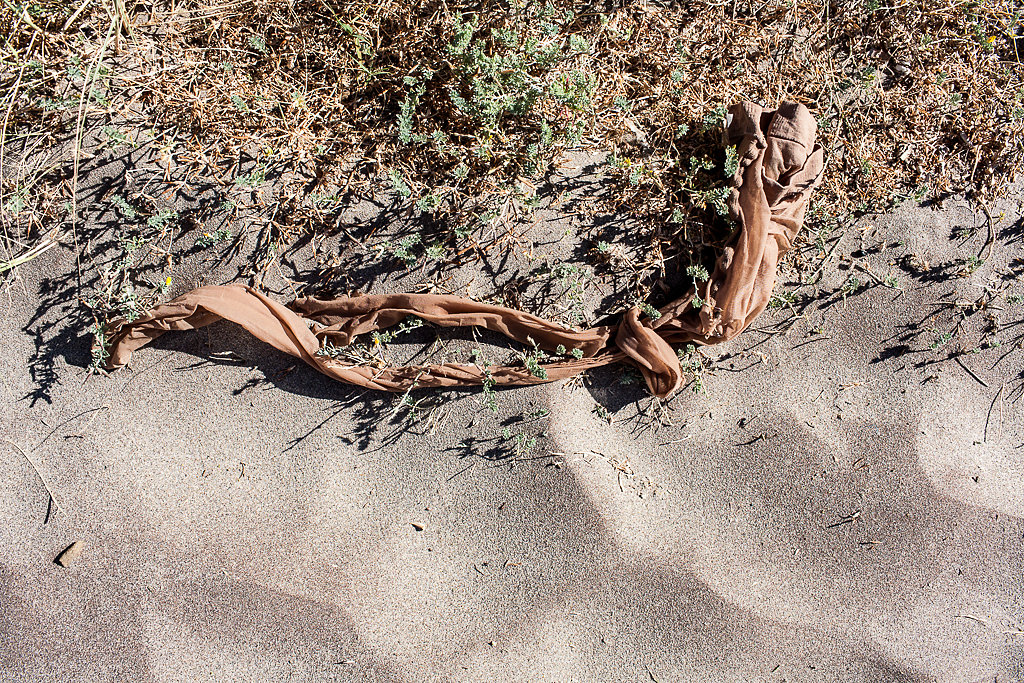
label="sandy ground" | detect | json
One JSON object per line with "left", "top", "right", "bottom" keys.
{"left": 2, "top": 175, "right": 1024, "bottom": 681}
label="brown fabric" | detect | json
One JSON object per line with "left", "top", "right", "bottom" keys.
{"left": 101, "top": 101, "right": 824, "bottom": 399}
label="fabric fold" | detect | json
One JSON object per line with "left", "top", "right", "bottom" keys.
{"left": 100, "top": 100, "right": 824, "bottom": 399}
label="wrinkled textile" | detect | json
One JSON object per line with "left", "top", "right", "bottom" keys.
{"left": 102, "top": 102, "right": 824, "bottom": 399}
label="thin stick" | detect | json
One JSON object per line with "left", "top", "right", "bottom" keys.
{"left": 2, "top": 0, "right": 42, "bottom": 31}
{"left": 0, "top": 31, "right": 37, "bottom": 226}
{"left": 61, "top": 0, "right": 95, "bottom": 32}
{"left": 954, "top": 355, "right": 989, "bottom": 388}
{"left": 32, "top": 405, "right": 108, "bottom": 452}
{"left": 5, "top": 439, "right": 60, "bottom": 521}
{"left": 976, "top": 200, "right": 995, "bottom": 262}
{"left": 984, "top": 383, "right": 1004, "bottom": 443}
{"left": 69, "top": 5, "right": 119, "bottom": 315}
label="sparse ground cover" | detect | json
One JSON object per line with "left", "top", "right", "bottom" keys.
{"left": 2, "top": 0, "right": 1023, "bottom": 409}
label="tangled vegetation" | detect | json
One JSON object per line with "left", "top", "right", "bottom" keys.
{"left": 2, "top": 0, "right": 1024, "bottom": 357}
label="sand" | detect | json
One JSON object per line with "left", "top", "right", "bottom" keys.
{"left": 2, "top": 172, "right": 1024, "bottom": 681}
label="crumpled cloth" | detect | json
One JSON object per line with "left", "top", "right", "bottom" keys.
{"left": 102, "top": 101, "right": 823, "bottom": 399}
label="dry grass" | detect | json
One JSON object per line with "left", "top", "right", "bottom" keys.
{"left": 2, "top": 0, "right": 1024, "bottom": 328}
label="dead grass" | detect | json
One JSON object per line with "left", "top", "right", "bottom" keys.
{"left": 2, "top": 0, "right": 1024, "bottom": 328}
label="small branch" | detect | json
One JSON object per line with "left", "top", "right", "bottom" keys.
{"left": 954, "top": 355, "right": 989, "bottom": 388}
{"left": 5, "top": 439, "right": 60, "bottom": 522}
{"left": 984, "top": 383, "right": 1005, "bottom": 443}
{"left": 976, "top": 200, "right": 995, "bottom": 262}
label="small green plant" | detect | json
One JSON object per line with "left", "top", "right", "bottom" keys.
{"left": 699, "top": 104, "right": 728, "bottom": 132}
{"left": 553, "top": 344, "right": 585, "bottom": 359}
{"left": 930, "top": 329, "right": 954, "bottom": 350}
{"left": 370, "top": 316, "right": 424, "bottom": 347}
{"left": 501, "top": 426, "right": 539, "bottom": 458}
{"left": 147, "top": 209, "right": 178, "bottom": 230}
{"left": 962, "top": 255, "right": 984, "bottom": 275}
{"left": 520, "top": 339, "right": 548, "bottom": 380}
{"left": 445, "top": 12, "right": 565, "bottom": 134}
{"left": 769, "top": 290, "right": 799, "bottom": 309}
{"left": 686, "top": 264, "right": 710, "bottom": 308}
{"left": 424, "top": 242, "right": 445, "bottom": 261}
{"left": 89, "top": 322, "right": 110, "bottom": 372}
{"left": 247, "top": 34, "right": 269, "bottom": 55}
{"left": 317, "top": 316, "right": 426, "bottom": 368}
{"left": 471, "top": 348, "right": 499, "bottom": 412}
{"left": 550, "top": 262, "right": 591, "bottom": 325}
{"left": 723, "top": 145, "right": 739, "bottom": 177}
{"left": 196, "top": 228, "right": 233, "bottom": 248}
{"left": 235, "top": 164, "right": 266, "bottom": 189}
{"left": 392, "top": 234, "right": 421, "bottom": 265}
{"left": 679, "top": 154, "right": 731, "bottom": 216}
{"left": 397, "top": 80, "right": 426, "bottom": 144}
{"left": 116, "top": 282, "right": 145, "bottom": 320}
{"left": 108, "top": 194, "right": 137, "bottom": 219}
{"left": 627, "top": 166, "right": 643, "bottom": 186}
{"left": 568, "top": 34, "right": 591, "bottom": 54}
{"left": 229, "top": 93, "right": 249, "bottom": 113}
{"left": 677, "top": 344, "right": 707, "bottom": 394}
{"left": 619, "top": 368, "right": 642, "bottom": 385}
{"left": 972, "top": 22, "right": 997, "bottom": 52}
{"left": 102, "top": 126, "right": 134, "bottom": 150}
{"left": 387, "top": 376, "right": 435, "bottom": 423}
{"left": 416, "top": 191, "right": 442, "bottom": 214}
{"left": 638, "top": 301, "right": 662, "bottom": 320}
{"left": 3, "top": 186, "right": 29, "bottom": 216}
{"left": 840, "top": 276, "right": 862, "bottom": 300}
{"left": 447, "top": 15, "right": 478, "bottom": 55}
{"left": 389, "top": 169, "right": 412, "bottom": 198}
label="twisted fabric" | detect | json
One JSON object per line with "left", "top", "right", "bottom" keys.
{"left": 102, "top": 101, "right": 823, "bottom": 399}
